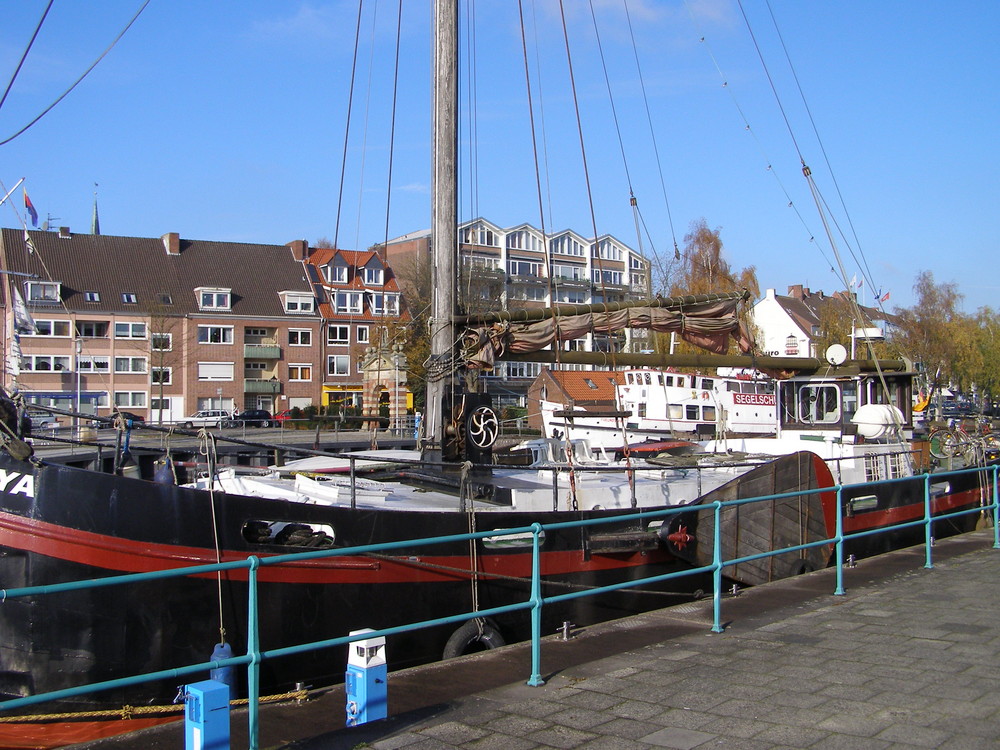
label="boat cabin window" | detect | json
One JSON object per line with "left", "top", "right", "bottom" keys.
{"left": 656, "top": 374, "right": 664, "bottom": 386}
{"left": 644, "top": 373, "right": 651, "bottom": 385}
{"left": 700, "top": 378, "right": 713, "bottom": 391}
{"left": 796, "top": 384, "right": 841, "bottom": 424}
{"left": 668, "top": 404, "right": 682, "bottom": 420}
{"left": 703, "top": 405, "right": 716, "bottom": 421}
{"left": 842, "top": 382, "right": 859, "bottom": 423}
{"left": 685, "top": 405, "right": 698, "bottom": 420}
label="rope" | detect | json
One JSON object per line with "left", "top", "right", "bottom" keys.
{"left": 0, "top": 689, "right": 308, "bottom": 723}
{"left": 198, "top": 430, "right": 227, "bottom": 646}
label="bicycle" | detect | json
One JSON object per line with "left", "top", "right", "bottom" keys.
{"left": 928, "top": 418, "right": 1000, "bottom": 460}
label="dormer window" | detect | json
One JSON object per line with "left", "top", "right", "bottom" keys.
{"left": 196, "top": 287, "right": 231, "bottom": 311}
{"left": 328, "top": 264, "right": 348, "bottom": 284}
{"left": 85, "top": 291, "right": 100, "bottom": 303}
{"left": 363, "top": 266, "right": 384, "bottom": 286}
{"left": 122, "top": 293, "right": 137, "bottom": 304}
{"left": 283, "top": 293, "right": 315, "bottom": 314}
{"left": 26, "top": 281, "right": 60, "bottom": 303}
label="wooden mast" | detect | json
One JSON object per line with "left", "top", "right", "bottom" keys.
{"left": 424, "top": 0, "right": 458, "bottom": 458}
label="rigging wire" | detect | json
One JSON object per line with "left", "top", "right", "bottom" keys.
{"left": 0, "top": 0, "right": 151, "bottom": 147}
{"left": 760, "top": 0, "right": 878, "bottom": 295}
{"left": 331, "top": 1, "right": 366, "bottom": 252}
{"left": 680, "top": 0, "right": 835, "bottom": 277}
{"left": 0, "top": 0, "right": 53, "bottom": 115}
{"left": 622, "top": 0, "right": 680, "bottom": 264}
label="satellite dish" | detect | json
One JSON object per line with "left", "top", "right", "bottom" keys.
{"left": 825, "top": 344, "right": 847, "bottom": 366}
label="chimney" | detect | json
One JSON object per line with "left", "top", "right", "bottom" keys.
{"left": 58, "top": 227, "right": 71, "bottom": 239}
{"left": 162, "top": 232, "right": 180, "bottom": 255}
{"left": 286, "top": 239, "right": 309, "bottom": 261}
{"left": 787, "top": 284, "right": 804, "bottom": 299}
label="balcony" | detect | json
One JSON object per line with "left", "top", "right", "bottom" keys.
{"left": 245, "top": 378, "right": 280, "bottom": 394}
{"left": 244, "top": 344, "right": 280, "bottom": 359}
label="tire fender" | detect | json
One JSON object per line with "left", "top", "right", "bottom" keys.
{"left": 442, "top": 618, "right": 505, "bottom": 659}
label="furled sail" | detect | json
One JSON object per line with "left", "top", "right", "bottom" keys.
{"left": 461, "top": 292, "right": 749, "bottom": 370}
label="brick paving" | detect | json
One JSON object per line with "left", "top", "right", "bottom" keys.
{"left": 290, "top": 530, "right": 1000, "bottom": 750}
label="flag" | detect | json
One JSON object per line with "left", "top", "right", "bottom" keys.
{"left": 23, "top": 229, "right": 35, "bottom": 254}
{"left": 880, "top": 291, "right": 890, "bottom": 303}
{"left": 850, "top": 274, "right": 857, "bottom": 288}
{"left": 23, "top": 189, "right": 37, "bottom": 227}
{"left": 12, "top": 288, "right": 36, "bottom": 334}
{"left": 857, "top": 278, "right": 863, "bottom": 289}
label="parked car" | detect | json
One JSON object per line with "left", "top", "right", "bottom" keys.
{"left": 224, "top": 409, "right": 273, "bottom": 428}
{"left": 178, "top": 409, "right": 231, "bottom": 429}
{"left": 273, "top": 409, "right": 294, "bottom": 422}
{"left": 27, "top": 411, "right": 59, "bottom": 431}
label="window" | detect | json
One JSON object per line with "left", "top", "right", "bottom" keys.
{"left": 327, "top": 355, "right": 350, "bottom": 376}
{"left": 244, "top": 362, "right": 267, "bottom": 374}
{"left": 289, "top": 329, "right": 312, "bottom": 346}
{"left": 335, "top": 292, "right": 362, "bottom": 314}
{"left": 197, "top": 362, "right": 235, "bottom": 381}
{"left": 77, "top": 355, "right": 110, "bottom": 372}
{"left": 114, "top": 322, "right": 147, "bottom": 339}
{"left": 84, "top": 291, "right": 100, "bottom": 303}
{"left": 24, "top": 355, "right": 71, "bottom": 371}
{"left": 591, "top": 239, "right": 623, "bottom": 261}
{"left": 549, "top": 236, "right": 585, "bottom": 257}
{"left": 151, "top": 367, "right": 172, "bottom": 385}
{"left": 114, "top": 391, "right": 147, "bottom": 408}
{"left": 508, "top": 259, "right": 542, "bottom": 277}
{"left": 357, "top": 326, "right": 369, "bottom": 344}
{"left": 328, "top": 264, "right": 348, "bottom": 284}
{"left": 114, "top": 357, "right": 147, "bottom": 373}
{"left": 284, "top": 294, "right": 314, "bottom": 314}
{"left": 76, "top": 321, "right": 109, "bottom": 338}
{"left": 158, "top": 293, "right": 173, "bottom": 305}
{"left": 369, "top": 293, "right": 399, "bottom": 315}
{"left": 28, "top": 319, "right": 70, "bottom": 337}
{"left": 327, "top": 326, "right": 350, "bottom": 345}
{"left": 196, "top": 287, "right": 231, "bottom": 311}
{"left": 198, "top": 326, "right": 234, "bottom": 344}
{"left": 26, "top": 281, "right": 60, "bottom": 302}
{"left": 592, "top": 269, "right": 623, "bottom": 285}
{"left": 289, "top": 364, "right": 312, "bottom": 381}
{"left": 151, "top": 333, "right": 172, "bottom": 351}
{"left": 506, "top": 230, "right": 543, "bottom": 252}
{"left": 362, "top": 266, "right": 384, "bottom": 286}
{"left": 246, "top": 327, "right": 268, "bottom": 339}
{"left": 122, "top": 293, "right": 137, "bottom": 304}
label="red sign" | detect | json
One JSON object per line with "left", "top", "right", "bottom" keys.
{"left": 733, "top": 393, "right": 776, "bottom": 406}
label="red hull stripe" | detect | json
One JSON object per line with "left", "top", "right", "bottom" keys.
{"left": 841, "top": 485, "right": 987, "bottom": 533}
{"left": 0, "top": 511, "right": 673, "bottom": 585}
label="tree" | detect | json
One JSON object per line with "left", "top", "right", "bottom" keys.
{"left": 891, "top": 271, "right": 964, "bottom": 387}
{"left": 662, "top": 219, "right": 760, "bottom": 355}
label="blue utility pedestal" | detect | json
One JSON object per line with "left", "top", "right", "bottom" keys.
{"left": 345, "top": 628, "right": 387, "bottom": 726}
{"left": 184, "top": 679, "right": 231, "bottom": 750}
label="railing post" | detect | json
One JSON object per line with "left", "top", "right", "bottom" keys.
{"left": 993, "top": 465, "right": 1000, "bottom": 549}
{"left": 527, "top": 523, "right": 545, "bottom": 686}
{"left": 834, "top": 485, "right": 845, "bottom": 596}
{"left": 923, "top": 473, "right": 934, "bottom": 569}
{"left": 711, "top": 501, "right": 724, "bottom": 633}
{"left": 247, "top": 556, "right": 261, "bottom": 750}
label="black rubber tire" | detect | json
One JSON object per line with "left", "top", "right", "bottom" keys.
{"left": 261, "top": 420, "right": 271, "bottom": 428}
{"left": 442, "top": 619, "right": 505, "bottom": 659}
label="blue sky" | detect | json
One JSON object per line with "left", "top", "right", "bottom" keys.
{"left": 1, "top": 1, "right": 996, "bottom": 314}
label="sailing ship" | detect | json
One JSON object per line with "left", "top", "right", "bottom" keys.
{"left": 0, "top": 3, "right": 993, "bottom": 748}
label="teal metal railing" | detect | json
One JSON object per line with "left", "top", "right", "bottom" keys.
{"left": 1, "top": 461, "right": 997, "bottom": 749}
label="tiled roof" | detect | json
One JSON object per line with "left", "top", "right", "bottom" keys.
{"left": 1, "top": 229, "right": 317, "bottom": 319}
{"left": 545, "top": 368, "right": 623, "bottom": 404}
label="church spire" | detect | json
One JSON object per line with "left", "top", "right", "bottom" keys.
{"left": 91, "top": 183, "right": 100, "bottom": 235}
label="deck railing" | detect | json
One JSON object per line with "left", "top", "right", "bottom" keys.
{"left": 1, "top": 462, "right": 997, "bottom": 749}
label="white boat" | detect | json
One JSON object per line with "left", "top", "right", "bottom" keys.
{"left": 541, "top": 366, "right": 776, "bottom": 450}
